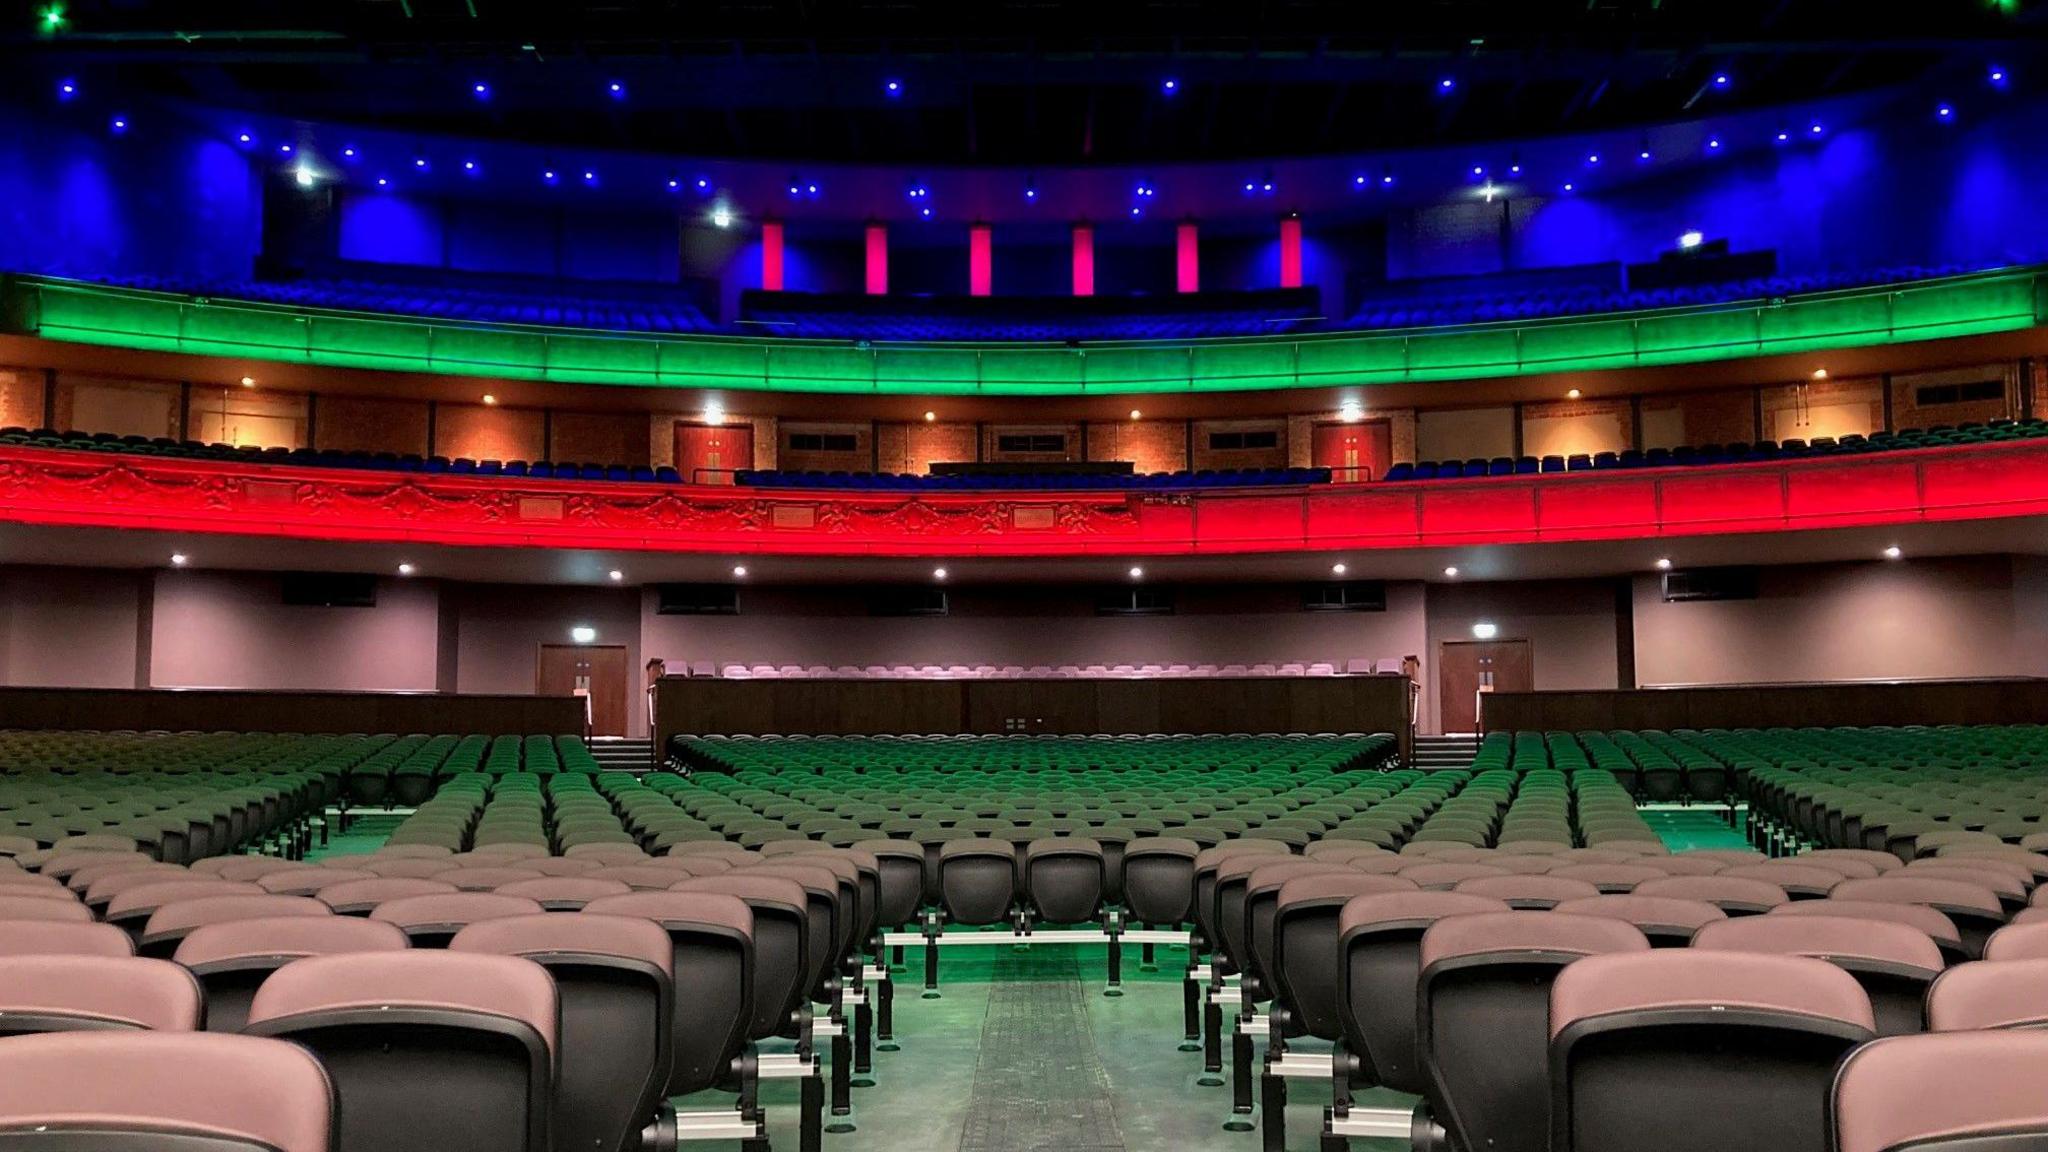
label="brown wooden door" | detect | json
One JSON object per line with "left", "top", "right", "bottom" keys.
{"left": 1438, "top": 639, "right": 1534, "bottom": 733}
{"left": 1312, "top": 420, "right": 1392, "bottom": 483}
{"left": 674, "top": 423, "right": 754, "bottom": 485}
{"left": 537, "top": 644, "right": 630, "bottom": 737}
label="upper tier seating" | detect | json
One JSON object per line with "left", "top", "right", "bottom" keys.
{"left": 1344, "top": 263, "right": 1981, "bottom": 329}
{"left": 1383, "top": 418, "right": 2048, "bottom": 482}
{"left": 735, "top": 466, "right": 1331, "bottom": 491}
{"left": 87, "top": 261, "right": 1994, "bottom": 341}
{"left": 106, "top": 273, "right": 718, "bottom": 334}
{"left": 737, "top": 287, "right": 1324, "bottom": 341}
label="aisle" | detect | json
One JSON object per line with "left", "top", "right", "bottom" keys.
{"left": 741, "top": 942, "right": 1409, "bottom": 1152}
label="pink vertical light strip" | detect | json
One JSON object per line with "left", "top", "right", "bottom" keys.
{"left": 864, "top": 223, "right": 888, "bottom": 295}
{"left": 1278, "top": 215, "right": 1302, "bottom": 289}
{"left": 1176, "top": 221, "right": 1200, "bottom": 293}
{"left": 760, "top": 221, "right": 785, "bottom": 292}
{"left": 1071, "top": 223, "right": 1095, "bottom": 297}
{"left": 969, "top": 223, "right": 993, "bottom": 297}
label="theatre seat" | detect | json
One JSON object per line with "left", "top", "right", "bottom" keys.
{"left": 245, "top": 951, "right": 558, "bottom": 1152}
{"left": 1833, "top": 1032, "right": 2048, "bottom": 1152}
{"left": 1416, "top": 911, "right": 1649, "bottom": 1152}
{"left": 1692, "top": 913, "right": 1943, "bottom": 1036}
{"left": 451, "top": 913, "right": 677, "bottom": 1152}
{"left": 0, "top": 1032, "right": 334, "bottom": 1152}
{"left": 174, "top": 915, "right": 411, "bottom": 1032}
{"left": 0, "top": 954, "right": 203, "bottom": 1037}
{"left": 1548, "top": 951, "right": 1875, "bottom": 1152}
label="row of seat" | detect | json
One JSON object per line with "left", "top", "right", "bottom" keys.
{"left": 1383, "top": 419, "right": 2048, "bottom": 482}
{"left": 1175, "top": 836, "right": 2048, "bottom": 1152}
{"left": 734, "top": 467, "right": 1332, "bottom": 490}
{"left": 1, "top": 835, "right": 900, "bottom": 1151}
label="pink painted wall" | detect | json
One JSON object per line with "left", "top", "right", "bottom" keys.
{"left": 1631, "top": 556, "right": 2034, "bottom": 687}
{"left": 149, "top": 570, "right": 440, "bottom": 691}
{"left": 0, "top": 567, "right": 141, "bottom": 688}
{"left": 1422, "top": 579, "right": 1623, "bottom": 733}
{"left": 449, "top": 584, "right": 644, "bottom": 735}
{"left": 639, "top": 582, "right": 1429, "bottom": 681}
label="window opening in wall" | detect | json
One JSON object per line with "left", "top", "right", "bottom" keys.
{"left": 787, "top": 432, "right": 859, "bottom": 452}
{"left": 996, "top": 434, "right": 1066, "bottom": 453}
{"left": 1207, "top": 430, "right": 1279, "bottom": 450}
{"left": 1913, "top": 380, "right": 2005, "bottom": 407}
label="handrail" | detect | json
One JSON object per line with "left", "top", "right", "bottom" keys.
{"left": 6, "top": 267, "right": 2043, "bottom": 397}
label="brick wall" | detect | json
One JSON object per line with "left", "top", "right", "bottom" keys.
{"left": 1085, "top": 419, "right": 1188, "bottom": 473}
{"left": 1890, "top": 364, "right": 2017, "bottom": 431}
{"left": 313, "top": 394, "right": 431, "bottom": 456}
{"left": 1640, "top": 389, "right": 1756, "bottom": 450}
{"left": 433, "top": 403, "right": 545, "bottom": 462}
{"left": 778, "top": 421, "right": 874, "bottom": 473}
{"left": 0, "top": 369, "right": 44, "bottom": 429}
{"left": 550, "top": 411, "right": 652, "bottom": 468}
{"left": 874, "top": 421, "right": 978, "bottom": 474}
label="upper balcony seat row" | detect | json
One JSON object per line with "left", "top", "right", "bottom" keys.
{"left": 1382, "top": 419, "right": 2048, "bottom": 482}
{"left": 733, "top": 467, "right": 1331, "bottom": 491}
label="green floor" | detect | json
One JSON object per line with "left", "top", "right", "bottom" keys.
{"left": 295, "top": 801, "right": 1745, "bottom": 1150}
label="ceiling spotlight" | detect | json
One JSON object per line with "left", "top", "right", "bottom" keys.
{"left": 1562, "top": 182, "right": 1575, "bottom": 192}
{"left": 732, "top": 565, "right": 748, "bottom": 578}
{"left": 1938, "top": 104, "right": 1955, "bottom": 120}
{"left": 1883, "top": 546, "right": 1903, "bottom": 560}
{"left": 1707, "top": 137, "right": 1722, "bottom": 150}
{"left": 1438, "top": 77, "right": 1456, "bottom": 92}
{"left": 1565, "top": 388, "right": 1582, "bottom": 399}
{"left": 1638, "top": 149, "right": 1651, "bottom": 161}
{"left": 1776, "top": 131, "right": 1790, "bottom": 142}
{"left": 170, "top": 553, "right": 188, "bottom": 567}
{"left": 39, "top": 4, "right": 65, "bottom": 32}
{"left": 1586, "top": 152, "right": 1600, "bottom": 165}
{"left": 110, "top": 116, "right": 131, "bottom": 133}
{"left": 1809, "top": 122, "right": 1824, "bottom": 135}
{"left": 277, "top": 143, "right": 294, "bottom": 155}
{"left": 342, "top": 147, "right": 357, "bottom": 158}
{"left": 1713, "top": 73, "right": 1731, "bottom": 88}
{"left": 710, "top": 203, "right": 733, "bottom": 228}
{"left": 884, "top": 79, "right": 902, "bottom": 95}
{"left": 239, "top": 376, "right": 256, "bottom": 388}
{"left": 237, "top": 133, "right": 253, "bottom": 145}
{"left": 702, "top": 405, "right": 725, "bottom": 426}
{"left": 1812, "top": 368, "right": 1829, "bottom": 380}
{"left": 608, "top": 570, "right": 624, "bottom": 582}
{"left": 1989, "top": 66, "right": 2008, "bottom": 85}
{"left": 481, "top": 394, "right": 498, "bottom": 405}
{"left": 1162, "top": 77, "right": 1178, "bottom": 93}
{"left": 607, "top": 80, "right": 626, "bottom": 98}
{"left": 1679, "top": 230, "right": 1704, "bottom": 249}
{"left": 582, "top": 170, "right": 597, "bottom": 184}
{"left": 1443, "top": 566, "right": 1460, "bottom": 578}
{"left": 293, "top": 165, "right": 315, "bottom": 188}
{"left": 1128, "top": 566, "right": 1145, "bottom": 580}
{"left": 570, "top": 626, "right": 597, "bottom": 644}
{"left": 463, "top": 160, "right": 477, "bottom": 172}
{"left": 413, "top": 157, "right": 428, "bottom": 170}
{"left": 375, "top": 176, "right": 389, "bottom": 187}
{"left": 1338, "top": 401, "right": 1364, "bottom": 423}
{"left": 543, "top": 169, "right": 558, "bottom": 183}
{"left": 1127, "top": 409, "right": 1142, "bottom": 422}
{"left": 1471, "top": 621, "right": 1499, "bottom": 639}
{"left": 397, "top": 563, "right": 416, "bottom": 576}
{"left": 472, "top": 81, "right": 490, "bottom": 99}
{"left": 933, "top": 567, "right": 948, "bottom": 581}
{"left": 57, "top": 79, "right": 76, "bottom": 99}
{"left": 1331, "top": 563, "right": 1348, "bottom": 576}
{"left": 1655, "top": 558, "right": 1673, "bottom": 570}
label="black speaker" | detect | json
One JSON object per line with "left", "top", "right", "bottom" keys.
{"left": 1662, "top": 566, "right": 1759, "bottom": 602}
{"left": 654, "top": 584, "right": 739, "bottom": 615}
{"left": 280, "top": 572, "right": 377, "bottom": 608}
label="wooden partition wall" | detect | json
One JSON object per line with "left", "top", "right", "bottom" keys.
{"left": 1480, "top": 680, "right": 2048, "bottom": 733}
{"left": 0, "top": 688, "right": 587, "bottom": 736}
{"left": 655, "top": 674, "right": 1413, "bottom": 756}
